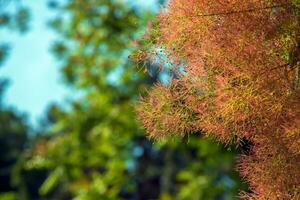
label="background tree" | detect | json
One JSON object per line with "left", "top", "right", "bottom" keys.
{"left": 0, "top": 80, "right": 28, "bottom": 200}
{"left": 0, "top": 1, "right": 35, "bottom": 199}
{"left": 0, "top": 0, "right": 30, "bottom": 65}
{"left": 23, "top": 0, "right": 247, "bottom": 199}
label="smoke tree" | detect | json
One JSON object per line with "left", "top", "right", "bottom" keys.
{"left": 136, "top": 0, "right": 300, "bottom": 199}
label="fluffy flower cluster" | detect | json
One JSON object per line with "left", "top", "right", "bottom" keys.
{"left": 136, "top": 0, "right": 300, "bottom": 199}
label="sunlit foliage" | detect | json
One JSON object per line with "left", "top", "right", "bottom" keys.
{"left": 136, "top": 0, "right": 300, "bottom": 199}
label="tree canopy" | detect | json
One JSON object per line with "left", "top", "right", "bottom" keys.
{"left": 136, "top": 0, "right": 300, "bottom": 199}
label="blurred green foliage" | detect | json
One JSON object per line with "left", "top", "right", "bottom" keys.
{"left": 0, "top": 2, "right": 32, "bottom": 199}
{"left": 1, "top": 0, "right": 247, "bottom": 199}
{"left": 0, "top": 81, "right": 27, "bottom": 200}
{"left": 0, "top": 0, "right": 30, "bottom": 66}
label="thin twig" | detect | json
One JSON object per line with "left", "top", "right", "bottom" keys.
{"left": 194, "top": 4, "right": 287, "bottom": 17}
{"left": 261, "top": 63, "right": 289, "bottom": 75}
